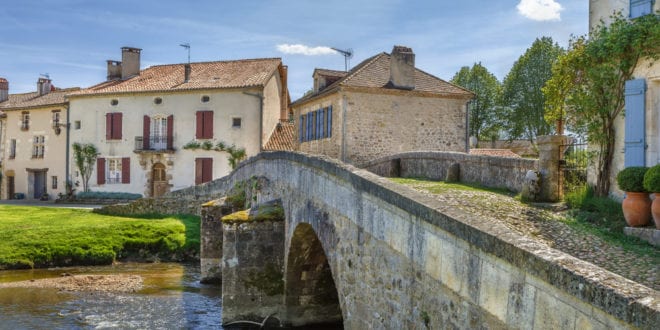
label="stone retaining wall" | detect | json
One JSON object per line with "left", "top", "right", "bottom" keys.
{"left": 363, "top": 151, "right": 538, "bottom": 192}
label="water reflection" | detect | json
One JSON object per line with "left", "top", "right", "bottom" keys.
{"left": 0, "top": 262, "right": 222, "bottom": 329}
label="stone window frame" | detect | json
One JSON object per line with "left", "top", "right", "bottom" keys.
{"left": 21, "top": 111, "right": 30, "bottom": 130}
{"left": 32, "top": 135, "right": 45, "bottom": 158}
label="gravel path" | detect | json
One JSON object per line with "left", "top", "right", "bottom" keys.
{"left": 397, "top": 180, "right": 659, "bottom": 291}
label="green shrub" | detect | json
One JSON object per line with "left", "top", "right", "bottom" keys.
{"left": 77, "top": 191, "right": 142, "bottom": 200}
{"left": 565, "top": 185, "right": 592, "bottom": 209}
{"left": 616, "top": 166, "right": 648, "bottom": 192}
{"left": 643, "top": 164, "right": 660, "bottom": 193}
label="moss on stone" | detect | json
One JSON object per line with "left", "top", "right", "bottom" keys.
{"left": 252, "top": 203, "right": 284, "bottom": 221}
{"left": 243, "top": 263, "right": 284, "bottom": 296}
{"left": 221, "top": 210, "right": 250, "bottom": 222}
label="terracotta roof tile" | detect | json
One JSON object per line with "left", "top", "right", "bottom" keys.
{"left": 313, "top": 68, "right": 347, "bottom": 78}
{"left": 264, "top": 122, "right": 296, "bottom": 151}
{"left": 69, "top": 58, "right": 282, "bottom": 96}
{"left": 0, "top": 88, "right": 80, "bottom": 110}
{"left": 469, "top": 149, "right": 522, "bottom": 158}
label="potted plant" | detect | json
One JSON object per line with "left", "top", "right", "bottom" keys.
{"left": 643, "top": 164, "right": 660, "bottom": 229}
{"left": 616, "top": 166, "right": 651, "bottom": 227}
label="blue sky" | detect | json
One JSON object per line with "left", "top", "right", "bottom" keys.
{"left": 0, "top": 0, "right": 587, "bottom": 99}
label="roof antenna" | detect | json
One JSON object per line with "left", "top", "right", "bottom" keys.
{"left": 331, "top": 47, "right": 353, "bottom": 71}
{"left": 39, "top": 73, "right": 50, "bottom": 79}
{"left": 179, "top": 43, "right": 191, "bottom": 64}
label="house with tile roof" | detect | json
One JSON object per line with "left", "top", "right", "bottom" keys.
{"left": 0, "top": 76, "right": 80, "bottom": 200}
{"left": 67, "top": 47, "right": 289, "bottom": 197}
{"left": 290, "top": 46, "right": 473, "bottom": 166}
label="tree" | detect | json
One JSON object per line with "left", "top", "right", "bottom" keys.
{"left": 543, "top": 12, "right": 660, "bottom": 196}
{"left": 450, "top": 63, "right": 502, "bottom": 143}
{"left": 72, "top": 143, "right": 98, "bottom": 192}
{"left": 500, "top": 37, "right": 564, "bottom": 144}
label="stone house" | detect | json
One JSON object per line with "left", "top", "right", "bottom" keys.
{"left": 0, "top": 77, "right": 79, "bottom": 199}
{"left": 290, "top": 46, "right": 473, "bottom": 166}
{"left": 589, "top": 0, "right": 660, "bottom": 197}
{"left": 67, "top": 47, "right": 289, "bottom": 197}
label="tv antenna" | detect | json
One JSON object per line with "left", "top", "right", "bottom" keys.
{"left": 331, "top": 47, "right": 353, "bottom": 71}
{"left": 39, "top": 73, "right": 50, "bottom": 79}
{"left": 179, "top": 43, "right": 191, "bottom": 64}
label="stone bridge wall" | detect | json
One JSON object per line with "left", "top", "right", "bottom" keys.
{"left": 363, "top": 151, "right": 538, "bottom": 192}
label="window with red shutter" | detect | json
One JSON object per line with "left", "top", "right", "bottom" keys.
{"left": 195, "top": 111, "right": 213, "bottom": 139}
{"left": 143, "top": 115, "right": 151, "bottom": 149}
{"left": 195, "top": 157, "right": 213, "bottom": 185}
{"left": 167, "top": 114, "right": 174, "bottom": 149}
{"left": 122, "top": 157, "right": 130, "bottom": 184}
{"left": 106, "top": 113, "right": 123, "bottom": 140}
{"left": 97, "top": 158, "right": 106, "bottom": 184}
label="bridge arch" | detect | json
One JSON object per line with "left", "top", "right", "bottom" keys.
{"left": 285, "top": 222, "right": 342, "bottom": 327}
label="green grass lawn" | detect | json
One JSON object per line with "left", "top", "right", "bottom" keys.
{"left": 0, "top": 205, "right": 200, "bottom": 269}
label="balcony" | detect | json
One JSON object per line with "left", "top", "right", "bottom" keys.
{"left": 134, "top": 136, "right": 175, "bottom": 153}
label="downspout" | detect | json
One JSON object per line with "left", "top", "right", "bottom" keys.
{"left": 65, "top": 104, "right": 71, "bottom": 190}
{"left": 465, "top": 100, "right": 471, "bottom": 153}
{"left": 341, "top": 94, "right": 348, "bottom": 162}
{"left": 243, "top": 91, "right": 264, "bottom": 152}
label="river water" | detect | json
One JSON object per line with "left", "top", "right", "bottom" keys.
{"left": 0, "top": 262, "right": 223, "bottom": 329}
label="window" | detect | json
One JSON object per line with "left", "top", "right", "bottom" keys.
{"left": 52, "top": 110, "right": 61, "bottom": 128}
{"left": 98, "top": 157, "right": 131, "bottom": 185}
{"left": 232, "top": 117, "right": 242, "bottom": 128}
{"left": 201, "top": 95, "right": 210, "bottom": 103}
{"left": 298, "top": 106, "right": 332, "bottom": 142}
{"left": 52, "top": 176, "right": 58, "bottom": 189}
{"left": 195, "top": 158, "right": 213, "bottom": 185}
{"left": 105, "top": 112, "right": 123, "bottom": 140}
{"left": 196, "top": 111, "right": 213, "bottom": 139}
{"left": 630, "top": 0, "right": 654, "bottom": 18}
{"left": 299, "top": 114, "right": 306, "bottom": 142}
{"left": 32, "top": 135, "right": 45, "bottom": 158}
{"left": 21, "top": 111, "right": 29, "bottom": 130}
{"left": 9, "top": 139, "right": 16, "bottom": 159}
{"left": 74, "top": 121, "right": 81, "bottom": 130}
{"left": 154, "top": 97, "right": 163, "bottom": 105}
{"left": 111, "top": 99, "right": 118, "bottom": 106}
{"left": 107, "top": 158, "right": 122, "bottom": 184}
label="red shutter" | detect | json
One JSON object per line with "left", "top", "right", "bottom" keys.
{"left": 196, "top": 111, "right": 203, "bottom": 139}
{"left": 195, "top": 158, "right": 203, "bottom": 185}
{"left": 105, "top": 113, "right": 112, "bottom": 140}
{"left": 167, "top": 114, "right": 174, "bottom": 149}
{"left": 143, "top": 115, "right": 151, "bottom": 149}
{"left": 113, "top": 113, "right": 123, "bottom": 139}
{"left": 122, "top": 157, "right": 130, "bottom": 184}
{"left": 204, "top": 111, "right": 214, "bottom": 139}
{"left": 97, "top": 158, "right": 106, "bottom": 185}
{"left": 202, "top": 158, "right": 213, "bottom": 183}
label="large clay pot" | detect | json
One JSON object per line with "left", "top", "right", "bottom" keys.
{"left": 622, "top": 192, "right": 651, "bottom": 227}
{"left": 651, "top": 193, "right": 660, "bottom": 229}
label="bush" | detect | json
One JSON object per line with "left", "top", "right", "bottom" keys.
{"left": 616, "top": 166, "right": 648, "bottom": 192}
{"left": 565, "top": 185, "right": 592, "bottom": 209}
{"left": 643, "top": 164, "right": 660, "bottom": 193}
{"left": 76, "top": 191, "right": 143, "bottom": 200}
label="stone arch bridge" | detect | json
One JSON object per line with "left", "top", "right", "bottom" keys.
{"left": 101, "top": 151, "right": 657, "bottom": 329}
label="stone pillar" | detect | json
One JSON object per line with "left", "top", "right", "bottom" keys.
{"left": 221, "top": 202, "right": 286, "bottom": 326}
{"left": 200, "top": 199, "right": 231, "bottom": 284}
{"left": 537, "top": 135, "right": 566, "bottom": 202}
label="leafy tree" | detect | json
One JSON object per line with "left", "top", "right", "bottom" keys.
{"left": 543, "top": 12, "right": 660, "bottom": 196}
{"left": 450, "top": 63, "right": 502, "bottom": 143}
{"left": 72, "top": 143, "right": 98, "bottom": 192}
{"left": 500, "top": 37, "right": 564, "bottom": 144}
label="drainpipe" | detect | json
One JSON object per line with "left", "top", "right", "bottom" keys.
{"left": 243, "top": 91, "right": 264, "bottom": 152}
{"left": 465, "top": 100, "right": 471, "bottom": 153}
{"left": 65, "top": 104, "right": 71, "bottom": 190}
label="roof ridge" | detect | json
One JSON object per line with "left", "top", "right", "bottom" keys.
{"left": 339, "top": 52, "right": 388, "bottom": 87}
{"left": 148, "top": 57, "right": 282, "bottom": 68}
{"left": 413, "top": 67, "right": 474, "bottom": 96}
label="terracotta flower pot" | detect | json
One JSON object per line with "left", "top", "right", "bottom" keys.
{"left": 622, "top": 192, "right": 651, "bottom": 227}
{"left": 651, "top": 193, "right": 660, "bottom": 229}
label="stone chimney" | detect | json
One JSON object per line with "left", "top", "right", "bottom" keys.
{"left": 0, "top": 77, "right": 8, "bottom": 102}
{"left": 389, "top": 45, "right": 415, "bottom": 90}
{"left": 37, "top": 77, "right": 52, "bottom": 96}
{"left": 184, "top": 63, "right": 191, "bottom": 82}
{"left": 107, "top": 60, "right": 122, "bottom": 81}
{"left": 121, "top": 47, "right": 142, "bottom": 79}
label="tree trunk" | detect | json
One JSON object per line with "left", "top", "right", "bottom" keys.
{"left": 595, "top": 123, "right": 616, "bottom": 197}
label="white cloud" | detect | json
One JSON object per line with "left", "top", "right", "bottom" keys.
{"left": 276, "top": 44, "right": 337, "bottom": 56}
{"left": 517, "top": 0, "right": 563, "bottom": 21}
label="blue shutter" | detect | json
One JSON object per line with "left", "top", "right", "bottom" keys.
{"left": 327, "top": 106, "right": 333, "bottom": 138}
{"left": 307, "top": 113, "right": 312, "bottom": 141}
{"left": 299, "top": 115, "right": 304, "bottom": 142}
{"left": 316, "top": 109, "right": 321, "bottom": 139}
{"left": 624, "top": 78, "right": 646, "bottom": 167}
{"left": 630, "top": 0, "right": 654, "bottom": 18}
{"left": 319, "top": 108, "right": 325, "bottom": 138}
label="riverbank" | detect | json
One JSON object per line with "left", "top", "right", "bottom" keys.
{"left": 0, "top": 205, "right": 200, "bottom": 270}
{"left": 0, "top": 274, "right": 143, "bottom": 292}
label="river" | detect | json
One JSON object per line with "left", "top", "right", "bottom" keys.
{"left": 0, "top": 262, "right": 223, "bottom": 329}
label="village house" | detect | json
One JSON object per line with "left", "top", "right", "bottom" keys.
{"left": 67, "top": 47, "right": 289, "bottom": 197}
{"left": 589, "top": 0, "right": 660, "bottom": 197}
{"left": 0, "top": 77, "right": 79, "bottom": 200}
{"left": 290, "top": 46, "right": 473, "bottom": 166}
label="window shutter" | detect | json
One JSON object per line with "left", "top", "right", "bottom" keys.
{"left": 299, "top": 115, "right": 304, "bottom": 142}
{"left": 327, "top": 106, "right": 332, "bottom": 138}
{"left": 195, "top": 158, "right": 203, "bottom": 185}
{"left": 167, "top": 115, "right": 174, "bottom": 149}
{"left": 196, "top": 111, "right": 204, "bottom": 139}
{"left": 113, "top": 113, "right": 123, "bottom": 139}
{"left": 630, "top": 0, "right": 653, "bottom": 18}
{"left": 105, "top": 113, "right": 112, "bottom": 140}
{"left": 624, "top": 78, "right": 646, "bottom": 167}
{"left": 319, "top": 108, "right": 325, "bottom": 138}
{"left": 307, "top": 114, "right": 312, "bottom": 141}
{"left": 122, "top": 157, "right": 130, "bottom": 184}
{"left": 97, "top": 158, "right": 106, "bottom": 185}
{"left": 203, "top": 158, "right": 213, "bottom": 183}
{"left": 316, "top": 110, "right": 320, "bottom": 139}
{"left": 143, "top": 115, "right": 151, "bottom": 149}
{"left": 204, "top": 111, "right": 214, "bottom": 139}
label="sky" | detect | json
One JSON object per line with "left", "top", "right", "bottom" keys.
{"left": 0, "top": 0, "right": 588, "bottom": 99}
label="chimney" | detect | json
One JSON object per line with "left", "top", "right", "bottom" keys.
{"left": 389, "top": 45, "right": 415, "bottom": 90}
{"left": 37, "top": 77, "right": 51, "bottom": 96}
{"left": 121, "top": 47, "right": 142, "bottom": 79}
{"left": 0, "top": 77, "right": 8, "bottom": 102}
{"left": 107, "top": 60, "right": 122, "bottom": 80}
{"left": 184, "top": 63, "right": 191, "bottom": 82}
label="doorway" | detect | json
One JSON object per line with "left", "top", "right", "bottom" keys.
{"left": 151, "top": 163, "right": 168, "bottom": 197}
{"left": 7, "top": 176, "right": 14, "bottom": 199}
{"left": 33, "top": 171, "right": 46, "bottom": 199}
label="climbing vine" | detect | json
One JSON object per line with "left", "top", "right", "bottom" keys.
{"left": 183, "top": 140, "right": 247, "bottom": 170}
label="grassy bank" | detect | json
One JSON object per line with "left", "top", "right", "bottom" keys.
{"left": 0, "top": 205, "right": 200, "bottom": 269}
